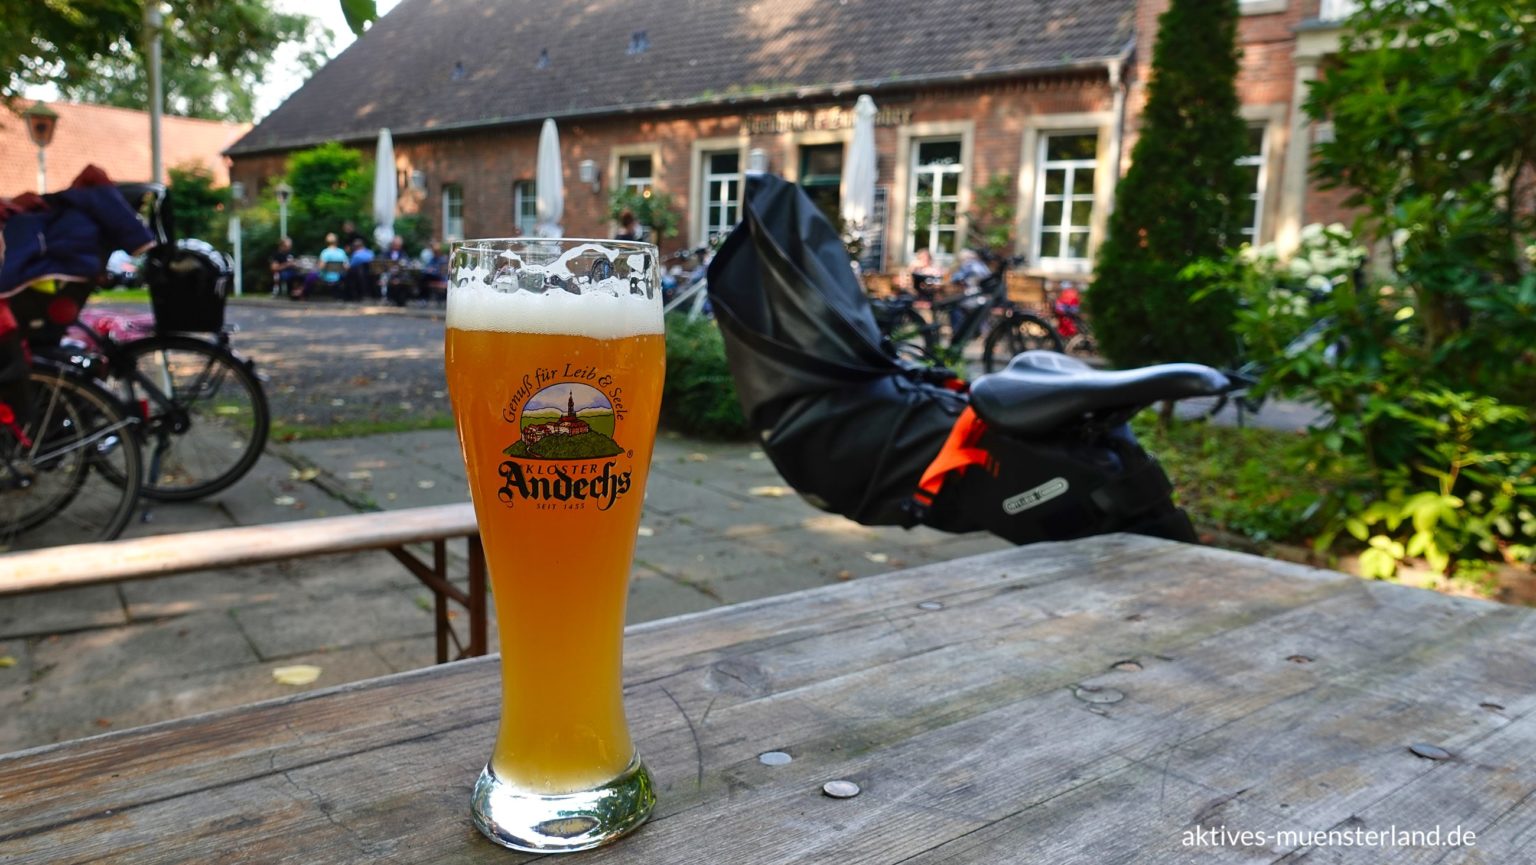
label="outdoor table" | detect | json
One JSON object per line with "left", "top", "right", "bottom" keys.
{"left": 2, "top": 534, "right": 1530, "bottom": 863}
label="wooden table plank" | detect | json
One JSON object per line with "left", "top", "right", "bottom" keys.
{"left": 0, "top": 503, "right": 477, "bottom": 594}
{"left": 1, "top": 535, "right": 1530, "bottom": 864}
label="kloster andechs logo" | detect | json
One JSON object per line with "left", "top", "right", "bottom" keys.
{"left": 497, "top": 367, "right": 635, "bottom": 510}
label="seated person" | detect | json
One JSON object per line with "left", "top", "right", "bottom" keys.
{"left": 318, "top": 233, "right": 349, "bottom": 295}
{"left": 346, "top": 239, "right": 376, "bottom": 301}
{"left": 418, "top": 240, "right": 448, "bottom": 303}
{"left": 907, "top": 248, "right": 944, "bottom": 298}
{"left": 270, "top": 237, "right": 300, "bottom": 299}
{"left": 615, "top": 209, "right": 641, "bottom": 241}
{"left": 947, "top": 248, "right": 994, "bottom": 331}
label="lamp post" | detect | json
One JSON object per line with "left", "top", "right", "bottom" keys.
{"left": 22, "top": 102, "right": 59, "bottom": 193}
{"left": 144, "top": 1, "right": 167, "bottom": 182}
{"left": 275, "top": 182, "right": 293, "bottom": 239}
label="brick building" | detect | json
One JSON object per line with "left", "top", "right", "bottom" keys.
{"left": 227, "top": 0, "right": 1359, "bottom": 277}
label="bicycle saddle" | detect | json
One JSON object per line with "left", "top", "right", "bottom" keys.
{"left": 969, "top": 351, "right": 1229, "bottom": 436}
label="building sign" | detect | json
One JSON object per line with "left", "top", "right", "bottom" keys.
{"left": 746, "top": 105, "right": 912, "bottom": 135}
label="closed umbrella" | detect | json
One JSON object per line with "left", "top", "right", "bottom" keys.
{"left": 535, "top": 118, "right": 564, "bottom": 237}
{"left": 840, "top": 94, "right": 877, "bottom": 229}
{"left": 372, "top": 128, "right": 396, "bottom": 247}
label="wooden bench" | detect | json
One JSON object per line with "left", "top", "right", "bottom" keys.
{"left": 0, "top": 503, "right": 487, "bottom": 663}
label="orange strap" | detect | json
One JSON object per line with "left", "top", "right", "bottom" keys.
{"left": 913, "top": 406, "right": 993, "bottom": 506}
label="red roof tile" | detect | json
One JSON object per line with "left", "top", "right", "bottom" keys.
{"left": 1, "top": 102, "right": 250, "bottom": 196}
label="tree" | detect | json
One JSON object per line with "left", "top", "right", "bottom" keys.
{"left": 167, "top": 162, "right": 231, "bottom": 244}
{"left": 1088, "top": 0, "right": 1249, "bottom": 368}
{"left": 3, "top": 0, "right": 327, "bottom": 122}
{"left": 282, "top": 141, "right": 374, "bottom": 253}
{"left": 1306, "top": 0, "right": 1536, "bottom": 353}
{"left": 608, "top": 189, "right": 682, "bottom": 243}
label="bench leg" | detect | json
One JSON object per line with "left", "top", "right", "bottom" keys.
{"left": 386, "top": 535, "right": 490, "bottom": 665}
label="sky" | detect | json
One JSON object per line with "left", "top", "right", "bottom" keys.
{"left": 258, "top": 0, "right": 402, "bottom": 120}
{"left": 526, "top": 384, "right": 612, "bottom": 415}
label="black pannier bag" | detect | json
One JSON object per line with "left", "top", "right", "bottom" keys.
{"left": 143, "top": 238, "right": 231, "bottom": 333}
{"left": 705, "top": 174, "right": 1199, "bottom": 544}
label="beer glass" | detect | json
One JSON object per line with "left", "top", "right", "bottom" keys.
{"left": 446, "top": 238, "right": 663, "bottom": 852}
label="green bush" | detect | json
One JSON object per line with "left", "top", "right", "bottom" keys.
{"left": 607, "top": 188, "right": 681, "bottom": 242}
{"left": 1189, "top": 226, "right": 1536, "bottom": 580}
{"left": 1088, "top": 0, "right": 1248, "bottom": 368}
{"left": 662, "top": 315, "right": 749, "bottom": 439}
{"left": 167, "top": 163, "right": 231, "bottom": 250}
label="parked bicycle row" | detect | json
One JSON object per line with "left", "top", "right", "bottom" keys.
{"left": 1, "top": 174, "right": 270, "bottom": 552}
{"left": 868, "top": 248, "right": 1097, "bottom": 375}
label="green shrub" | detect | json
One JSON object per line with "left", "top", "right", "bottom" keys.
{"left": 607, "top": 188, "right": 681, "bottom": 242}
{"left": 662, "top": 315, "right": 749, "bottom": 439}
{"left": 1189, "top": 226, "right": 1536, "bottom": 580}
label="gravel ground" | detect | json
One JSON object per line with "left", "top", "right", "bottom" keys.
{"left": 103, "top": 299, "right": 452, "bottom": 436}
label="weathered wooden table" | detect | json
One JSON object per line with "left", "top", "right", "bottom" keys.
{"left": 3, "top": 534, "right": 1531, "bottom": 863}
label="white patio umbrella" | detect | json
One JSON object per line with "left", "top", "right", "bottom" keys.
{"left": 535, "top": 118, "right": 564, "bottom": 237}
{"left": 841, "top": 94, "right": 878, "bottom": 229}
{"left": 372, "top": 128, "right": 396, "bottom": 247}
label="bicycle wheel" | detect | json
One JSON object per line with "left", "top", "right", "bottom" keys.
{"left": 1065, "top": 330, "right": 1099, "bottom": 361}
{"left": 0, "top": 366, "right": 143, "bottom": 551}
{"left": 981, "top": 313, "right": 1063, "bottom": 372}
{"left": 114, "top": 335, "right": 270, "bottom": 501}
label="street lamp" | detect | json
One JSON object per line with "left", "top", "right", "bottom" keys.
{"left": 22, "top": 102, "right": 59, "bottom": 193}
{"left": 275, "top": 182, "right": 293, "bottom": 239}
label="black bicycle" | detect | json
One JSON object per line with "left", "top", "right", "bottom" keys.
{"left": 872, "top": 252, "right": 1061, "bottom": 372}
{"left": 22, "top": 184, "right": 271, "bottom": 503}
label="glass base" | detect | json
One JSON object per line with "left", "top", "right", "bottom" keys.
{"left": 471, "top": 755, "right": 656, "bottom": 853}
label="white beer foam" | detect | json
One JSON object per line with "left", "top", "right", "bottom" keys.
{"left": 447, "top": 282, "right": 663, "bottom": 337}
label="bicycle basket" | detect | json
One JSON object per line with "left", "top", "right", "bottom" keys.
{"left": 143, "top": 238, "right": 230, "bottom": 333}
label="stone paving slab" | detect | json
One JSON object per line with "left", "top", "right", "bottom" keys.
{"left": 0, "top": 586, "right": 127, "bottom": 640}
{"left": 230, "top": 586, "right": 438, "bottom": 660}
{"left": 29, "top": 611, "right": 262, "bottom": 694}
{"left": 2, "top": 643, "right": 399, "bottom": 752}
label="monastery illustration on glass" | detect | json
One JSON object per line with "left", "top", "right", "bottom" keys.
{"left": 505, "top": 383, "right": 622, "bottom": 460}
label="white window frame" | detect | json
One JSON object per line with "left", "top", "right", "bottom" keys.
{"left": 512, "top": 180, "right": 537, "bottom": 237}
{"left": 1237, "top": 126, "right": 1270, "bottom": 243}
{"left": 891, "top": 120, "right": 974, "bottom": 267}
{"left": 442, "top": 183, "right": 464, "bottom": 241}
{"left": 1032, "top": 133, "right": 1099, "bottom": 269}
{"left": 620, "top": 155, "right": 655, "bottom": 196}
{"left": 907, "top": 138, "right": 965, "bottom": 263}
{"left": 1015, "top": 112, "right": 1114, "bottom": 275}
{"left": 700, "top": 150, "right": 742, "bottom": 244}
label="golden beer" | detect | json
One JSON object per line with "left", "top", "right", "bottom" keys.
{"left": 448, "top": 239, "right": 663, "bottom": 853}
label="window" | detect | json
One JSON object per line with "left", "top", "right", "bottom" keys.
{"left": 1237, "top": 126, "right": 1267, "bottom": 242}
{"left": 702, "top": 151, "right": 741, "bottom": 243}
{"left": 620, "top": 156, "right": 654, "bottom": 197}
{"left": 799, "top": 143, "right": 844, "bottom": 229}
{"left": 1033, "top": 133, "right": 1097, "bottom": 266}
{"left": 908, "top": 139, "right": 963, "bottom": 260}
{"left": 513, "top": 180, "right": 538, "bottom": 236}
{"left": 442, "top": 183, "right": 464, "bottom": 241}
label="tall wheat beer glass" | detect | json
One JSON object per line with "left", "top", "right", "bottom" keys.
{"left": 447, "top": 239, "right": 663, "bottom": 852}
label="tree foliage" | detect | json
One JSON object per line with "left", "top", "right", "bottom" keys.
{"left": 3, "top": 0, "right": 328, "bottom": 122}
{"left": 607, "top": 188, "right": 682, "bottom": 242}
{"left": 1088, "top": 0, "right": 1249, "bottom": 368}
{"left": 1181, "top": 0, "right": 1536, "bottom": 581}
{"left": 1306, "top": 0, "right": 1536, "bottom": 350}
{"left": 167, "top": 162, "right": 231, "bottom": 244}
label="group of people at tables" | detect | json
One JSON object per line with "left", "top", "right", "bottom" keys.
{"left": 268, "top": 220, "right": 448, "bottom": 305}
